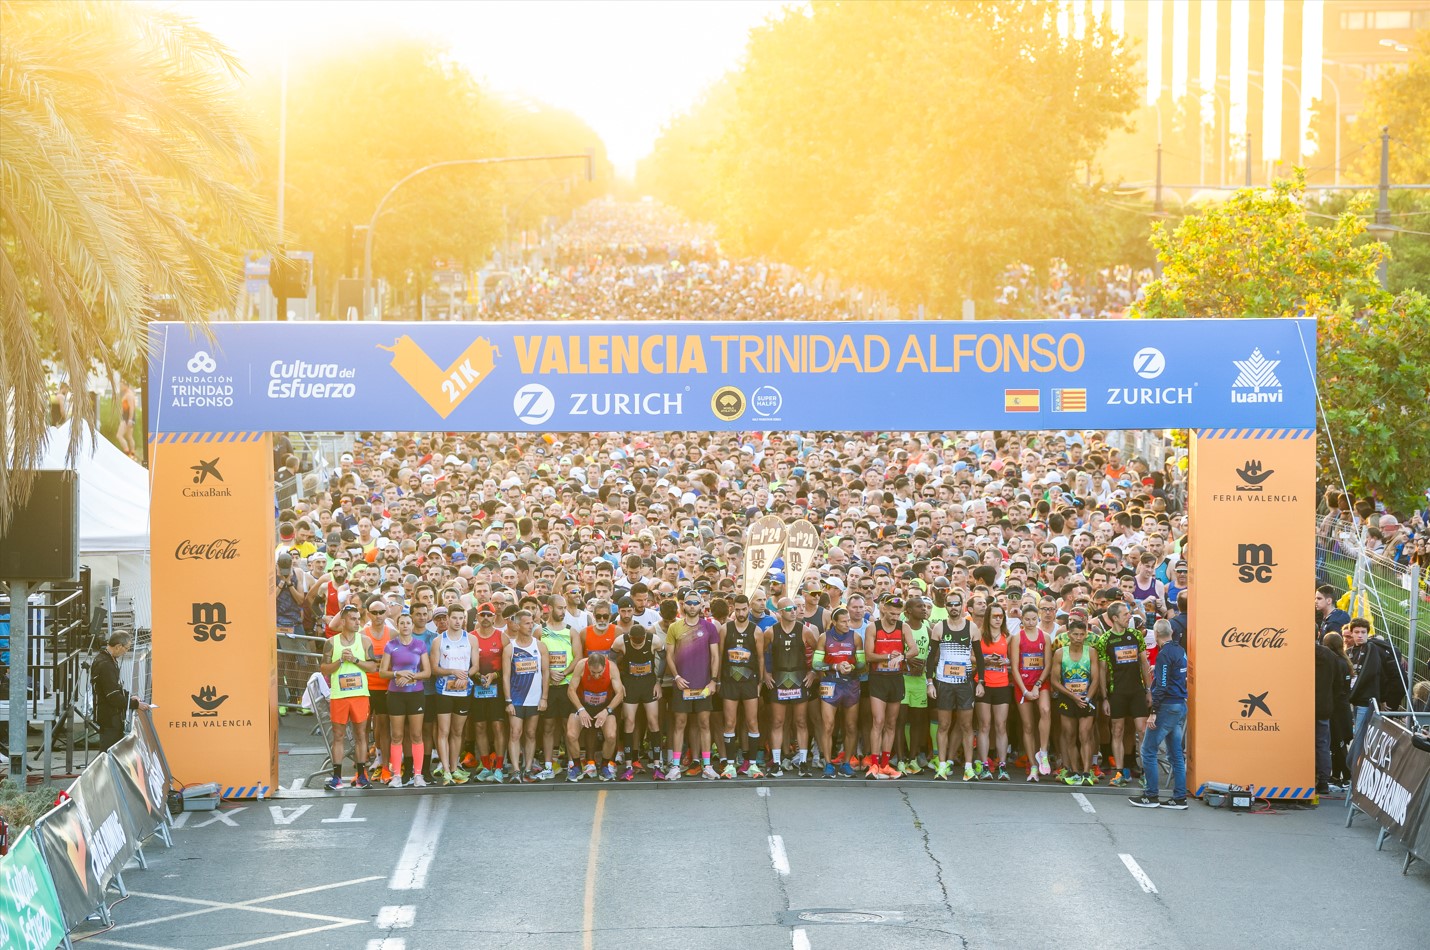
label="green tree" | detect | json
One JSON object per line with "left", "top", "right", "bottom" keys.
{"left": 0, "top": 0, "right": 273, "bottom": 526}
{"left": 1345, "top": 38, "right": 1430, "bottom": 184}
{"left": 1133, "top": 173, "right": 1430, "bottom": 512}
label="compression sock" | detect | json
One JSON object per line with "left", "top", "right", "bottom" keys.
{"left": 389, "top": 745, "right": 403, "bottom": 773}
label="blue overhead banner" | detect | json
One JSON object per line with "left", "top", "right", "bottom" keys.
{"left": 147, "top": 318, "right": 1318, "bottom": 433}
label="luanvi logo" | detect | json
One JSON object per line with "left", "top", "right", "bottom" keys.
{"left": 1235, "top": 459, "right": 1274, "bottom": 491}
{"left": 175, "top": 538, "right": 240, "bottom": 561}
{"left": 191, "top": 684, "right": 229, "bottom": 717}
{"left": 1233, "top": 543, "right": 1276, "bottom": 584}
{"left": 189, "top": 602, "right": 229, "bottom": 642}
{"left": 1231, "top": 348, "right": 1283, "bottom": 403}
{"left": 1231, "top": 690, "right": 1280, "bottom": 731}
{"left": 379, "top": 335, "right": 498, "bottom": 419}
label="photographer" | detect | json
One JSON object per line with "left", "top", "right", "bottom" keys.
{"left": 92, "top": 632, "right": 151, "bottom": 751}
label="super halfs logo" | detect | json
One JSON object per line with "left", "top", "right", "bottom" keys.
{"left": 380, "top": 335, "right": 499, "bottom": 420}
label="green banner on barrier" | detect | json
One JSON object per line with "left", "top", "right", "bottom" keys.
{"left": 0, "top": 829, "right": 69, "bottom": 950}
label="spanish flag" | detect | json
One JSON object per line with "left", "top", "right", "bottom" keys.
{"left": 1004, "top": 389, "right": 1040, "bottom": 412}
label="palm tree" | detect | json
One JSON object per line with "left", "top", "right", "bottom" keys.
{"left": 0, "top": 0, "right": 274, "bottom": 527}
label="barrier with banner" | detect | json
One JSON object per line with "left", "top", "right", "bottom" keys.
{"left": 146, "top": 317, "right": 1320, "bottom": 798}
{"left": 33, "top": 798, "right": 105, "bottom": 931}
{"left": 0, "top": 829, "right": 68, "bottom": 950}
{"left": 1350, "top": 712, "right": 1430, "bottom": 852}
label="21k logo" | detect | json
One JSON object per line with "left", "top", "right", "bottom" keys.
{"left": 379, "top": 335, "right": 499, "bottom": 419}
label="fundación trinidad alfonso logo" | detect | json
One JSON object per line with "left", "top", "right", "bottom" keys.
{"left": 379, "top": 335, "right": 499, "bottom": 420}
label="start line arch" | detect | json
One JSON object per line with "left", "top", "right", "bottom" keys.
{"left": 147, "top": 317, "right": 1318, "bottom": 799}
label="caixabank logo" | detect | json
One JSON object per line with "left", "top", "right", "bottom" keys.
{"left": 379, "top": 335, "right": 499, "bottom": 420}
{"left": 1230, "top": 690, "right": 1280, "bottom": 732}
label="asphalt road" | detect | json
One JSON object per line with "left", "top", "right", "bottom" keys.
{"left": 73, "top": 776, "right": 1427, "bottom": 950}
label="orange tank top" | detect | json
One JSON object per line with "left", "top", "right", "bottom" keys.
{"left": 980, "top": 634, "right": 1010, "bottom": 688}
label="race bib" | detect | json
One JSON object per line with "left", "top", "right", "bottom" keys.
{"left": 682, "top": 687, "right": 707, "bottom": 701}
{"left": 582, "top": 691, "right": 609, "bottom": 707}
{"left": 1114, "top": 644, "right": 1139, "bottom": 664}
{"left": 628, "top": 660, "right": 653, "bottom": 677}
{"left": 473, "top": 681, "right": 498, "bottom": 699}
{"left": 336, "top": 672, "right": 363, "bottom": 692}
{"left": 943, "top": 662, "right": 968, "bottom": 681}
{"left": 440, "top": 675, "right": 468, "bottom": 696}
{"left": 513, "top": 656, "right": 538, "bottom": 675}
{"left": 819, "top": 682, "right": 836, "bottom": 700}
{"left": 549, "top": 650, "right": 568, "bottom": 670}
{"left": 1022, "top": 655, "right": 1045, "bottom": 671}
{"left": 727, "top": 645, "right": 751, "bottom": 665}
{"left": 1069, "top": 680, "right": 1089, "bottom": 696}
{"left": 884, "top": 653, "right": 903, "bottom": 672}
{"left": 777, "top": 687, "right": 803, "bottom": 701}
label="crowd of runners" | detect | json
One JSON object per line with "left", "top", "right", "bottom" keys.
{"left": 267, "top": 202, "right": 1426, "bottom": 808}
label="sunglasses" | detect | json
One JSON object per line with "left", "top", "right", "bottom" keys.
{"left": 684, "top": 600, "right": 703, "bottom": 607}
{"left": 778, "top": 606, "right": 797, "bottom": 612}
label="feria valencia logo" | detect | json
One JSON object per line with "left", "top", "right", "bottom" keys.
{"left": 379, "top": 335, "right": 498, "bottom": 420}
{"left": 175, "top": 538, "right": 240, "bottom": 561}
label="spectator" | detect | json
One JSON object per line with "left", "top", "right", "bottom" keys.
{"left": 91, "top": 632, "right": 150, "bottom": 750}
{"left": 1320, "top": 632, "right": 1355, "bottom": 786}
{"left": 1314, "top": 584, "right": 1350, "bottom": 641}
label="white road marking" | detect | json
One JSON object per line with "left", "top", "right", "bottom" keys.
{"left": 282, "top": 746, "right": 330, "bottom": 756}
{"left": 375, "top": 906, "right": 416, "bottom": 929}
{"left": 170, "top": 812, "right": 188, "bottom": 829}
{"left": 1119, "top": 853, "right": 1158, "bottom": 893}
{"left": 322, "top": 802, "right": 366, "bottom": 823}
{"left": 768, "top": 835, "right": 791, "bottom": 876}
{"left": 87, "top": 940, "right": 183, "bottom": 950}
{"left": 757, "top": 786, "right": 771, "bottom": 797}
{"left": 366, "top": 940, "right": 406, "bottom": 950}
{"left": 111, "top": 877, "right": 381, "bottom": 931}
{"left": 208, "top": 922, "right": 362, "bottom": 950}
{"left": 1072, "top": 792, "right": 1096, "bottom": 813}
{"left": 289, "top": 778, "right": 306, "bottom": 791}
{"left": 389, "top": 795, "right": 451, "bottom": 890}
{"left": 191, "top": 806, "right": 246, "bottom": 829}
{"left": 792, "top": 928, "right": 812, "bottom": 950}
{"left": 269, "top": 804, "right": 313, "bottom": 826}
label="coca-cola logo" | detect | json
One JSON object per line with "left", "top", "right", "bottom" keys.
{"left": 1220, "top": 625, "right": 1287, "bottom": 649}
{"left": 175, "top": 538, "right": 241, "bottom": 561}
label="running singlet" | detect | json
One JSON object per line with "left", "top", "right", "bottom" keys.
{"left": 508, "top": 640, "right": 543, "bottom": 707}
{"left": 328, "top": 635, "right": 370, "bottom": 699}
{"left": 1131, "top": 576, "right": 1160, "bottom": 603}
{"left": 1017, "top": 628, "right": 1047, "bottom": 690}
{"left": 1061, "top": 646, "right": 1092, "bottom": 698}
{"left": 977, "top": 635, "right": 1011, "bottom": 688}
{"left": 620, "top": 632, "right": 657, "bottom": 684}
{"left": 668, "top": 618, "right": 716, "bottom": 693}
{"left": 931, "top": 622, "right": 973, "bottom": 684}
{"left": 871, "top": 627, "right": 905, "bottom": 674}
{"left": 435, "top": 631, "right": 473, "bottom": 696}
{"left": 474, "top": 629, "right": 504, "bottom": 699}
{"left": 542, "top": 626, "right": 575, "bottom": 684}
{"left": 1100, "top": 629, "right": 1145, "bottom": 694}
{"left": 385, "top": 636, "right": 426, "bottom": 693}
{"left": 724, "top": 621, "right": 759, "bottom": 681}
{"left": 365, "top": 624, "right": 392, "bottom": 692}
{"left": 578, "top": 662, "right": 613, "bottom": 712}
{"left": 770, "top": 624, "right": 807, "bottom": 701}
{"left": 822, "top": 629, "right": 856, "bottom": 681}
{"left": 584, "top": 624, "right": 617, "bottom": 659}
{"left": 903, "top": 623, "right": 931, "bottom": 694}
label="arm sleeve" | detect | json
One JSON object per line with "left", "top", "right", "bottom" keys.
{"left": 925, "top": 634, "right": 939, "bottom": 677}
{"left": 972, "top": 640, "right": 986, "bottom": 685}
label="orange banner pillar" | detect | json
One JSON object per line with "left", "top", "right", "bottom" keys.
{"left": 149, "top": 435, "right": 278, "bottom": 798}
{"left": 1187, "top": 428, "right": 1316, "bottom": 799}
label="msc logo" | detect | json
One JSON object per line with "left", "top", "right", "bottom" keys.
{"left": 379, "top": 335, "right": 498, "bottom": 420}
{"left": 711, "top": 386, "right": 746, "bottom": 422}
{"left": 189, "top": 602, "right": 228, "bottom": 642}
{"left": 513, "top": 383, "right": 555, "bottom": 426}
{"left": 191, "top": 684, "right": 228, "bottom": 717}
{"left": 1234, "top": 543, "right": 1277, "bottom": 583}
{"left": 186, "top": 351, "right": 217, "bottom": 374}
{"left": 190, "top": 458, "right": 222, "bottom": 485}
{"left": 1235, "top": 459, "right": 1274, "bottom": 491}
{"left": 1132, "top": 347, "right": 1166, "bottom": 379}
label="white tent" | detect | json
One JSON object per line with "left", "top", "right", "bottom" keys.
{"left": 35, "top": 421, "right": 150, "bottom": 625}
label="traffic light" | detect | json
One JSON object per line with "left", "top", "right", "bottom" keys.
{"left": 268, "top": 252, "right": 311, "bottom": 299}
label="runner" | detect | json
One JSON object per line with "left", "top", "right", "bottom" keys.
{"left": 1051, "top": 615, "right": 1101, "bottom": 786}
{"left": 972, "top": 604, "right": 1013, "bottom": 781}
{"left": 429, "top": 605, "right": 476, "bottom": 786}
{"left": 319, "top": 605, "right": 376, "bottom": 790}
{"left": 361, "top": 599, "right": 394, "bottom": 781}
{"left": 897, "top": 595, "right": 933, "bottom": 775}
{"left": 1097, "top": 602, "right": 1152, "bottom": 788}
{"left": 762, "top": 595, "right": 817, "bottom": 777}
{"left": 813, "top": 606, "right": 862, "bottom": 777}
{"left": 866, "top": 594, "right": 914, "bottom": 779}
{"left": 565, "top": 652, "right": 627, "bottom": 781}
{"left": 613, "top": 620, "right": 664, "bottom": 780}
{"left": 719, "top": 594, "right": 765, "bottom": 778}
{"left": 539, "top": 594, "right": 580, "bottom": 781}
{"left": 927, "top": 590, "right": 977, "bottom": 780}
{"left": 664, "top": 588, "right": 720, "bottom": 780}
{"left": 470, "top": 602, "right": 509, "bottom": 783}
{"left": 378, "top": 612, "right": 430, "bottom": 788}
{"left": 502, "top": 609, "right": 548, "bottom": 782}
{"left": 1011, "top": 604, "right": 1053, "bottom": 781}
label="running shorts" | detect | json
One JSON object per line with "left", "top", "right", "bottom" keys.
{"left": 385, "top": 692, "right": 424, "bottom": 717}
{"left": 541, "top": 691, "right": 573, "bottom": 720}
{"left": 1055, "top": 693, "right": 1096, "bottom": 718}
{"left": 329, "top": 696, "right": 370, "bottom": 725}
{"left": 720, "top": 677, "right": 759, "bottom": 702}
{"left": 977, "top": 684, "right": 1013, "bottom": 706}
{"left": 623, "top": 678, "right": 658, "bottom": 706}
{"left": 1108, "top": 689, "right": 1150, "bottom": 720}
{"left": 935, "top": 681, "right": 975, "bottom": 712}
{"left": 868, "top": 674, "right": 905, "bottom": 704}
{"left": 818, "top": 678, "right": 860, "bottom": 709}
{"left": 434, "top": 694, "right": 472, "bottom": 717}
{"left": 471, "top": 696, "right": 505, "bottom": 723}
{"left": 670, "top": 688, "right": 713, "bottom": 714}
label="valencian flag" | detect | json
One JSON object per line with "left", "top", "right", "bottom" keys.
{"left": 1052, "top": 388, "right": 1087, "bottom": 412}
{"left": 1004, "top": 389, "right": 1039, "bottom": 412}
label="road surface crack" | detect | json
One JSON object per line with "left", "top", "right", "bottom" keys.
{"left": 899, "top": 789, "right": 969, "bottom": 950}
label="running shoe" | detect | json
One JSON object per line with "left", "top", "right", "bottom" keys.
{"left": 531, "top": 767, "right": 551, "bottom": 781}
{"left": 963, "top": 763, "right": 976, "bottom": 782}
{"left": 652, "top": 765, "right": 668, "bottom": 781}
{"left": 353, "top": 771, "right": 372, "bottom": 789}
{"left": 771, "top": 762, "right": 786, "bottom": 778}
{"left": 475, "top": 768, "right": 493, "bottom": 783}
{"left": 388, "top": 773, "right": 405, "bottom": 789}
{"left": 410, "top": 774, "right": 428, "bottom": 788}
{"left": 882, "top": 763, "right": 902, "bottom": 780}
{"left": 737, "top": 761, "right": 751, "bottom": 776}
{"left": 376, "top": 767, "right": 392, "bottom": 783}
{"left": 1161, "top": 798, "right": 1189, "bottom": 810}
{"left": 823, "top": 762, "right": 836, "bottom": 779}
{"left": 620, "top": 765, "right": 635, "bottom": 782}
{"left": 1110, "top": 772, "right": 1130, "bottom": 788}
{"left": 567, "top": 764, "right": 582, "bottom": 783}
{"left": 296, "top": 706, "right": 314, "bottom": 716}
{"left": 1083, "top": 772, "right": 1097, "bottom": 786}
{"left": 450, "top": 767, "right": 470, "bottom": 784}
{"left": 324, "top": 775, "right": 345, "bottom": 791}
{"left": 979, "top": 760, "right": 995, "bottom": 781}
{"left": 1036, "top": 750, "right": 1051, "bottom": 775}
{"left": 972, "top": 759, "right": 986, "bottom": 780}
{"left": 931, "top": 760, "right": 949, "bottom": 781}
{"left": 490, "top": 768, "right": 506, "bottom": 784}
{"left": 831, "top": 752, "right": 847, "bottom": 766}
{"left": 721, "top": 761, "right": 738, "bottom": 780}
{"left": 1027, "top": 769, "right": 1039, "bottom": 783}
{"left": 1128, "top": 795, "right": 1160, "bottom": 808}
{"left": 665, "top": 765, "right": 682, "bottom": 782}
{"left": 744, "top": 762, "right": 764, "bottom": 779}
{"left": 702, "top": 765, "right": 719, "bottom": 780}
{"left": 278, "top": 706, "right": 288, "bottom": 718}
{"left": 583, "top": 762, "right": 598, "bottom": 781}
{"left": 461, "top": 753, "right": 477, "bottom": 769}
{"left": 796, "top": 760, "right": 812, "bottom": 778}
{"left": 684, "top": 763, "right": 703, "bottom": 778}
{"left": 600, "top": 764, "right": 616, "bottom": 782}
{"left": 917, "top": 754, "right": 931, "bottom": 771}
{"left": 1061, "top": 770, "right": 1083, "bottom": 786}
{"left": 862, "top": 754, "right": 878, "bottom": 773}
{"left": 996, "top": 765, "right": 1010, "bottom": 782}
{"left": 901, "top": 759, "right": 923, "bottom": 776}
{"left": 838, "top": 761, "right": 855, "bottom": 778}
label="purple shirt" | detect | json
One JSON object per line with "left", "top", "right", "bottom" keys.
{"left": 668, "top": 617, "right": 718, "bottom": 690}
{"left": 385, "top": 636, "right": 427, "bottom": 693}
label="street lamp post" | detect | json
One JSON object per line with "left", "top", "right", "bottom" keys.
{"left": 361, "top": 149, "right": 594, "bottom": 319}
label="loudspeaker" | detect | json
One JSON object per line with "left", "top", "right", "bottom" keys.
{"left": 0, "top": 470, "right": 79, "bottom": 581}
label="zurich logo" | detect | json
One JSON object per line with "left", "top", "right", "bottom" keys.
{"left": 514, "top": 383, "right": 555, "bottom": 426}
{"left": 1132, "top": 347, "right": 1165, "bottom": 379}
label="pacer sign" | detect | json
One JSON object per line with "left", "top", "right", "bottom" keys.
{"left": 147, "top": 318, "right": 1317, "bottom": 433}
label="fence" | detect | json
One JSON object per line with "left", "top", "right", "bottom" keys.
{"left": 1344, "top": 703, "right": 1430, "bottom": 873}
